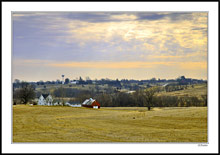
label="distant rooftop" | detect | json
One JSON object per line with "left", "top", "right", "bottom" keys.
{"left": 42, "top": 94, "right": 49, "bottom": 98}
{"left": 82, "top": 98, "right": 95, "bottom": 105}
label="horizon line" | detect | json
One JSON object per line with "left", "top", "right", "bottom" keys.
{"left": 12, "top": 76, "right": 207, "bottom": 83}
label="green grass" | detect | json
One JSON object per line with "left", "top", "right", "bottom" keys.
{"left": 13, "top": 105, "right": 207, "bottom": 142}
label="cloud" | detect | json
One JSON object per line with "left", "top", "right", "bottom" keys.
{"left": 12, "top": 12, "right": 208, "bottom": 72}
{"left": 179, "top": 61, "right": 207, "bottom": 70}
{"left": 137, "top": 12, "right": 167, "bottom": 20}
{"left": 49, "top": 61, "right": 166, "bottom": 69}
{"left": 14, "top": 59, "right": 207, "bottom": 71}
{"left": 110, "top": 14, "right": 137, "bottom": 20}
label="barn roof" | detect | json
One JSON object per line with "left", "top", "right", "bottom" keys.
{"left": 82, "top": 98, "right": 95, "bottom": 105}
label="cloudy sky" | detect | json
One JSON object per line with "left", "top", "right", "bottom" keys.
{"left": 12, "top": 12, "right": 207, "bottom": 82}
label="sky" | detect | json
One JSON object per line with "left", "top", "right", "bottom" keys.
{"left": 12, "top": 12, "right": 208, "bottom": 82}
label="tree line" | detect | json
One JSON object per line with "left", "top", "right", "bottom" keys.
{"left": 94, "top": 90, "right": 207, "bottom": 108}
{"left": 13, "top": 82, "right": 207, "bottom": 109}
{"left": 52, "top": 86, "right": 207, "bottom": 109}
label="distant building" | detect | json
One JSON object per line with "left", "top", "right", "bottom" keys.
{"left": 126, "top": 90, "right": 136, "bottom": 94}
{"left": 38, "top": 94, "right": 53, "bottom": 106}
{"left": 162, "top": 83, "right": 170, "bottom": 87}
{"left": 65, "top": 101, "right": 81, "bottom": 107}
{"left": 70, "top": 80, "right": 79, "bottom": 84}
{"left": 82, "top": 98, "right": 100, "bottom": 109}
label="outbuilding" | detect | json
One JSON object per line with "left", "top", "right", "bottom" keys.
{"left": 82, "top": 98, "right": 100, "bottom": 109}
{"left": 65, "top": 101, "right": 82, "bottom": 107}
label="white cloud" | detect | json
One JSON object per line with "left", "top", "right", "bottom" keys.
{"left": 13, "top": 12, "right": 208, "bottom": 69}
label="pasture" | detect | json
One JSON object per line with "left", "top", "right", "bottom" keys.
{"left": 157, "top": 83, "right": 207, "bottom": 99}
{"left": 13, "top": 105, "right": 207, "bottom": 142}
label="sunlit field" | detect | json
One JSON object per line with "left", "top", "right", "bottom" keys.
{"left": 157, "top": 83, "right": 207, "bottom": 99}
{"left": 13, "top": 105, "right": 207, "bottom": 142}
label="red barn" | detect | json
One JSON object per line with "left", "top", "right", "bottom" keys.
{"left": 82, "top": 98, "right": 100, "bottom": 109}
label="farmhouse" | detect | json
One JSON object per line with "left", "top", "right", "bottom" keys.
{"left": 82, "top": 98, "right": 100, "bottom": 109}
{"left": 38, "top": 94, "right": 53, "bottom": 106}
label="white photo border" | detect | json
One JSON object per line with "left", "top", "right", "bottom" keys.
{"left": 2, "top": 2, "right": 219, "bottom": 153}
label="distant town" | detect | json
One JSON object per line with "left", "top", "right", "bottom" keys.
{"left": 13, "top": 76, "right": 207, "bottom": 89}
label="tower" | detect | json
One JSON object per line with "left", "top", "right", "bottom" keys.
{"left": 62, "top": 75, "right": 65, "bottom": 84}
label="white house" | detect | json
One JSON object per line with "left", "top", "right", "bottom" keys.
{"left": 38, "top": 94, "right": 53, "bottom": 106}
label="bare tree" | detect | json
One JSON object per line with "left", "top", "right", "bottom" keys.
{"left": 144, "top": 87, "right": 157, "bottom": 110}
{"left": 16, "top": 82, "right": 36, "bottom": 104}
{"left": 201, "top": 94, "right": 207, "bottom": 106}
{"left": 59, "top": 86, "right": 66, "bottom": 106}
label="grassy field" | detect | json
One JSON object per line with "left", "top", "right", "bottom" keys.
{"left": 157, "top": 83, "right": 207, "bottom": 99}
{"left": 13, "top": 105, "right": 207, "bottom": 142}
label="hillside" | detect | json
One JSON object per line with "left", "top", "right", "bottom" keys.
{"left": 156, "top": 83, "right": 207, "bottom": 99}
